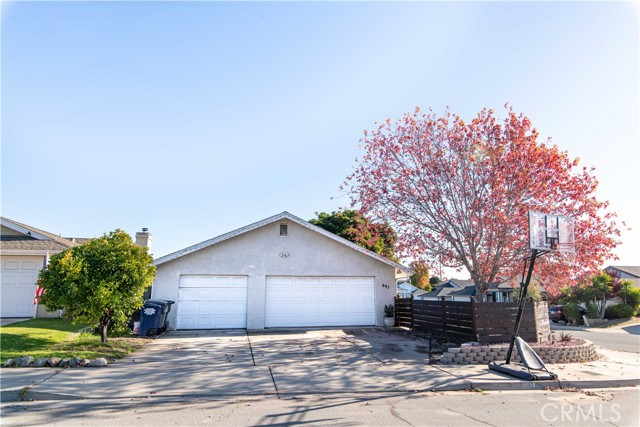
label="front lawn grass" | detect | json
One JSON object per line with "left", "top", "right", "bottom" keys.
{"left": 0, "top": 318, "right": 147, "bottom": 363}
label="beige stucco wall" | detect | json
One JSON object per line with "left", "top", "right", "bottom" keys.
{"left": 151, "top": 220, "right": 397, "bottom": 329}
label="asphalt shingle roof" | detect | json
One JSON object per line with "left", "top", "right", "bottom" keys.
{"left": 1, "top": 217, "right": 90, "bottom": 252}
{"left": 607, "top": 266, "right": 640, "bottom": 278}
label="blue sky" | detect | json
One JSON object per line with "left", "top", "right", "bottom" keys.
{"left": 2, "top": 1, "right": 638, "bottom": 271}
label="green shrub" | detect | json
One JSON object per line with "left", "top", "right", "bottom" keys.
{"left": 605, "top": 304, "right": 635, "bottom": 319}
{"left": 564, "top": 302, "right": 583, "bottom": 324}
{"left": 384, "top": 304, "right": 395, "bottom": 317}
{"left": 619, "top": 285, "right": 640, "bottom": 312}
{"left": 586, "top": 302, "right": 600, "bottom": 318}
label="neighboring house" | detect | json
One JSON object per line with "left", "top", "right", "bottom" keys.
{"left": 486, "top": 280, "right": 517, "bottom": 302}
{"left": 396, "top": 281, "right": 420, "bottom": 298}
{"left": 414, "top": 279, "right": 476, "bottom": 302}
{"left": 151, "top": 211, "right": 413, "bottom": 330}
{"left": 0, "top": 217, "right": 88, "bottom": 318}
{"left": 605, "top": 266, "right": 640, "bottom": 289}
{"left": 414, "top": 278, "right": 535, "bottom": 302}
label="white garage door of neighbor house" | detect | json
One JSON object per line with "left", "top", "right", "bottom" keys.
{"left": 177, "top": 275, "right": 248, "bottom": 329}
{"left": 265, "top": 276, "right": 375, "bottom": 328}
{"left": 1, "top": 256, "right": 41, "bottom": 318}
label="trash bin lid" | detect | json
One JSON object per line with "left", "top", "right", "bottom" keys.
{"left": 145, "top": 299, "right": 168, "bottom": 306}
{"left": 143, "top": 300, "right": 163, "bottom": 309}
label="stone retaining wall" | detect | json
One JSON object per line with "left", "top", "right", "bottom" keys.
{"left": 440, "top": 340, "right": 598, "bottom": 365}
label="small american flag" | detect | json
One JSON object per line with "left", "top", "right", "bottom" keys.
{"left": 33, "top": 251, "right": 49, "bottom": 305}
{"left": 33, "top": 280, "right": 45, "bottom": 305}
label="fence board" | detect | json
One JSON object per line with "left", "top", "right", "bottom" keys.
{"left": 393, "top": 298, "right": 547, "bottom": 343}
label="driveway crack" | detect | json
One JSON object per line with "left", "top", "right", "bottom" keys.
{"left": 446, "top": 408, "right": 496, "bottom": 426}
{"left": 268, "top": 366, "right": 281, "bottom": 399}
{"left": 341, "top": 336, "right": 386, "bottom": 365}
{"left": 390, "top": 401, "right": 414, "bottom": 426}
{"left": 245, "top": 330, "right": 256, "bottom": 366}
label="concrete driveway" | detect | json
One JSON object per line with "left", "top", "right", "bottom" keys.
{"left": 0, "top": 318, "right": 31, "bottom": 327}
{"left": 21, "top": 328, "right": 468, "bottom": 400}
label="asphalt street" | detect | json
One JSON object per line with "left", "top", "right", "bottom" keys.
{"left": 2, "top": 388, "right": 638, "bottom": 427}
{"left": 552, "top": 324, "right": 640, "bottom": 354}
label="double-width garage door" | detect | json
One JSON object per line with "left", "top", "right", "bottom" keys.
{"left": 176, "top": 275, "right": 375, "bottom": 329}
{"left": 177, "top": 275, "right": 247, "bottom": 329}
{"left": 265, "top": 276, "right": 375, "bottom": 328}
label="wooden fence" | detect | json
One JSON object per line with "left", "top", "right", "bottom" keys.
{"left": 395, "top": 297, "right": 549, "bottom": 343}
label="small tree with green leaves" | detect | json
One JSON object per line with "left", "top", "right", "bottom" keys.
{"left": 560, "top": 272, "right": 616, "bottom": 319}
{"left": 310, "top": 210, "right": 397, "bottom": 260}
{"left": 410, "top": 261, "right": 431, "bottom": 291}
{"left": 38, "top": 230, "right": 155, "bottom": 343}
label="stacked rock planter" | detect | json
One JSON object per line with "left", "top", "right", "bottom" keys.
{"left": 440, "top": 340, "right": 598, "bottom": 365}
{"left": 3, "top": 356, "right": 108, "bottom": 368}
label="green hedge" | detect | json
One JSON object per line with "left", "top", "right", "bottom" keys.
{"left": 605, "top": 304, "right": 635, "bottom": 319}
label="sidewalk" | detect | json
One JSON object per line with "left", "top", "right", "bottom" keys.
{"left": 2, "top": 347, "right": 638, "bottom": 402}
{"left": 2, "top": 328, "right": 639, "bottom": 402}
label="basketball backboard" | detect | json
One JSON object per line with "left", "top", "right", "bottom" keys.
{"left": 528, "top": 211, "right": 575, "bottom": 253}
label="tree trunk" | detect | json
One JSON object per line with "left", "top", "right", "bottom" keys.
{"left": 100, "top": 320, "right": 109, "bottom": 343}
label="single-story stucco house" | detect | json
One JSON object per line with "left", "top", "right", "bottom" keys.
{"left": 396, "top": 281, "right": 420, "bottom": 298}
{"left": 151, "top": 211, "right": 413, "bottom": 330}
{"left": 605, "top": 266, "right": 640, "bottom": 288}
{"left": 0, "top": 217, "right": 92, "bottom": 318}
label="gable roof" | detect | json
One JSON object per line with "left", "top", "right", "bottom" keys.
{"left": 606, "top": 266, "right": 640, "bottom": 278}
{"left": 1, "top": 217, "right": 82, "bottom": 252}
{"left": 415, "top": 278, "right": 476, "bottom": 299}
{"left": 154, "top": 211, "right": 413, "bottom": 273}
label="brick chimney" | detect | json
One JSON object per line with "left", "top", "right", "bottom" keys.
{"left": 135, "top": 227, "right": 152, "bottom": 252}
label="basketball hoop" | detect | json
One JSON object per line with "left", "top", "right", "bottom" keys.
{"left": 488, "top": 211, "right": 575, "bottom": 381}
{"left": 529, "top": 212, "right": 575, "bottom": 253}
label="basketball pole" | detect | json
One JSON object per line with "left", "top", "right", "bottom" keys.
{"left": 506, "top": 248, "right": 538, "bottom": 364}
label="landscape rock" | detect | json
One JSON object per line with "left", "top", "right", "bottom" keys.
{"left": 3, "top": 359, "right": 15, "bottom": 368}
{"left": 59, "top": 359, "right": 70, "bottom": 368}
{"left": 47, "top": 357, "right": 62, "bottom": 367}
{"left": 16, "top": 356, "right": 34, "bottom": 367}
{"left": 88, "top": 358, "right": 108, "bottom": 367}
{"left": 68, "top": 357, "right": 81, "bottom": 368}
{"left": 34, "top": 358, "right": 49, "bottom": 367}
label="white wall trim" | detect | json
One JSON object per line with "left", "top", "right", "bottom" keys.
{"left": 1, "top": 219, "right": 50, "bottom": 241}
{"left": 0, "top": 250, "right": 60, "bottom": 256}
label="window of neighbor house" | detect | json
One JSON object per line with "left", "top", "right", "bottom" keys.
{"left": 280, "top": 223, "right": 288, "bottom": 236}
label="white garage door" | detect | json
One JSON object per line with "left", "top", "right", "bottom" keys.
{"left": 1, "top": 256, "right": 41, "bottom": 318}
{"left": 177, "top": 275, "right": 247, "bottom": 329}
{"left": 265, "top": 276, "right": 375, "bottom": 328}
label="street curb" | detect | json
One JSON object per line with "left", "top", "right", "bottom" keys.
{"left": 5, "top": 379, "right": 637, "bottom": 402}
{"left": 469, "top": 378, "right": 640, "bottom": 391}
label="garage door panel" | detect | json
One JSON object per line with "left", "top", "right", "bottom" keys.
{"left": 3, "top": 274, "right": 18, "bottom": 285}
{"left": 4, "top": 261, "right": 19, "bottom": 270}
{"left": 177, "top": 275, "right": 247, "bottom": 329}
{"left": 265, "top": 276, "right": 375, "bottom": 328}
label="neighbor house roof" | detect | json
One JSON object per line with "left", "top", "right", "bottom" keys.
{"left": 1, "top": 217, "right": 83, "bottom": 253}
{"left": 606, "top": 266, "right": 640, "bottom": 278}
{"left": 415, "top": 279, "right": 476, "bottom": 299}
{"left": 154, "top": 211, "right": 414, "bottom": 273}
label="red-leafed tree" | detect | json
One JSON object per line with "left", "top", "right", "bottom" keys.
{"left": 344, "top": 106, "right": 622, "bottom": 297}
